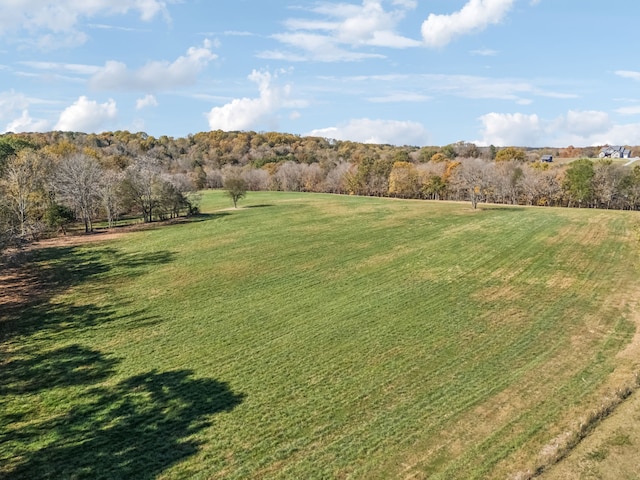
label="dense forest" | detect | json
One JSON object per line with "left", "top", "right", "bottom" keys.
{"left": 1, "top": 129, "right": 639, "bottom": 250}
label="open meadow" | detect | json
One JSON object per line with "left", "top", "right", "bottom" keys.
{"left": 1, "top": 191, "right": 639, "bottom": 479}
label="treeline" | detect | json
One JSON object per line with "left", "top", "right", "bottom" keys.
{"left": 1, "top": 130, "right": 639, "bottom": 250}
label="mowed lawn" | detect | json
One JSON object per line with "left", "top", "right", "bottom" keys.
{"left": 1, "top": 191, "right": 639, "bottom": 479}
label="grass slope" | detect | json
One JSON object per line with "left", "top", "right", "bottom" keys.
{"left": 1, "top": 191, "right": 639, "bottom": 479}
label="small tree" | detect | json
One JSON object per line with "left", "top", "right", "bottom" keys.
{"left": 224, "top": 177, "right": 247, "bottom": 208}
{"left": 495, "top": 147, "right": 526, "bottom": 162}
{"left": 45, "top": 203, "right": 75, "bottom": 235}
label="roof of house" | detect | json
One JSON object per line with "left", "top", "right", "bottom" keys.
{"left": 600, "top": 146, "right": 632, "bottom": 156}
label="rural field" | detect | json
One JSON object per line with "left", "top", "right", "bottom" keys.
{"left": 1, "top": 191, "right": 639, "bottom": 479}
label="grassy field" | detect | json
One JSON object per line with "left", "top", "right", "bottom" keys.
{"left": 1, "top": 191, "right": 639, "bottom": 479}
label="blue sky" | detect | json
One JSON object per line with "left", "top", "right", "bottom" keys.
{"left": 1, "top": 0, "right": 639, "bottom": 147}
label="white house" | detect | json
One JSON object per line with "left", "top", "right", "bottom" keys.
{"left": 599, "top": 146, "right": 632, "bottom": 159}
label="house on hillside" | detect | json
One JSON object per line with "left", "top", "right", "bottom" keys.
{"left": 540, "top": 154, "right": 553, "bottom": 163}
{"left": 599, "top": 146, "right": 632, "bottom": 159}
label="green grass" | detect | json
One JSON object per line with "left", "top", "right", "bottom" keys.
{"left": 1, "top": 191, "right": 639, "bottom": 479}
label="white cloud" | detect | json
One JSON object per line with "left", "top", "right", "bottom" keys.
{"left": 55, "top": 96, "right": 117, "bottom": 132}
{"left": 422, "top": 0, "right": 515, "bottom": 48}
{"left": 0, "top": 90, "right": 58, "bottom": 130}
{"left": 367, "top": 92, "right": 430, "bottom": 103}
{"left": 19, "top": 61, "right": 100, "bottom": 76}
{"left": 476, "top": 112, "right": 542, "bottom": 146}
{"left": 616, "top": 105, "right": 640, "bottom": 115}
{"left": 475, "top": 110, "right": 639, "bottom": 147}
{"left": 4, "top": 110, "right": 50, "bottom": 133}
{"left": 308, "top": 118, "right": 429, "bottom": 146}
{"left": 0, "top": 1, "right": 171, "bottom": 33}
{"left": 561, "top": 110, "right": 611, "bottom": 137}
{"left": 336, "top": 73, "right": 576, "bottom": 104}
{"left": 261, "top": 0, "right": 420, "bottom": 62}
{"left": 0, "top": 90, "right": 31, "bottom": 118}
{"left": 136, "top": 94, "right": 159, "bottom": 110}
{"left": 471, "top": 48, "right": 498, "bottom": 56}
{"left": 91, "top": 39, "right": 216, "bottom": 91}
{"left": 0, "top": 0, "right": 175, "bottom": 51}
{"left": 615, "top": 70, "right": 640, "bottom": 81}
{"left": 206, "top": 70, "right": 306, "bottom": 131}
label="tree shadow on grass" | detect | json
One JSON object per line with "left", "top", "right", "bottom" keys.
{"left": 0, "top": 228, "right": 245, "bottom": 479}
{"left": 0, "top": 245, "right": 174, "bottom": 342}
{"left": 3, "top": 369, "right": 244, "bottom": 480}
{"left": 0, "top": 344, "right": 118, "bottom": 395}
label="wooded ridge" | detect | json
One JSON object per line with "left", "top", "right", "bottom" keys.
{"left": 1, "top": 130, "right": 639, "bottom": 250}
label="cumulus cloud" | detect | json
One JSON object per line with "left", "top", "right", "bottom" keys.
{"left": 91, "top": 40, "right": 216, "bottom": 91}
{"left": 475, "top": 109, "right": 639, "bottom": 147}
{"left": 206, "top": 70, "right": 306, "bottom": 131}
{"left": 55, "top": 96, "right": 117, "bottom": 132}
{"left": 422, "top": 0, "right": 515, "bottom": 48}
{"left": 0, "top": 90, "right": 31, "bottom": 118}
{"left": 136, "top": 94, "right": 159, "bottom": 110}
{"left": 260, "top": 0, "right": 420, "bottom": 62}
{"left": 4, "top": 110, "right": 50, "bottom": 133}
{"left": 308, "top": 118, "right": 429, "bottom": 146}
{"left": 476, "top": 112, "right": 542, "bottom": 146}
{"left": 0, "top": 90, "right": 57, "bottom": 132}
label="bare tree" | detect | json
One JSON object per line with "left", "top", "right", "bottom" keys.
{"left": 121, "top": 156, "right": 162, "bottom": 222}
{"left": 99, "top": 170, "right": 123, "bottom": 228}
{"left": 324, "top": 161, "right": 352, "bottom": 194}
{"left": 273, "top": 161, "right": 305, "bottom": 191}
{"left": 242, "top": 168, "right": 270, "bottom": 191}
{"left": 593, "top": 159, "right": 626, "bottom": 209}
{"left": 54, "top": 154, "right": 103, "bottom": 233}
{"left": 453, "top": 158, "right": 493, "bottom": 209}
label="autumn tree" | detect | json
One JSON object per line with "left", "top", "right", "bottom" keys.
{"left": 121, "top": 156, "right": 162, "bottom": 222}
{"left": 54, "top": 154, "right": 103, "bottom": 233}
{"left": 495, "top": 147, "right": 526, "bottom": 162}
{"left": 1, "top": 149, "right": 48, "bottom": 237}
{"left": 453, "top": 158, "right": 493, "bottom": 209}
{"left": 100, "top": 170, "right": 123, "bottom": 228}
{"left": 388, "top": 161, "right": 419, "bottom": 198}
{"left": 593, "top": 159, "right": 626, "bottom": 209}
{"left": 224, "top": 176, "right": 247, "bottom": 208}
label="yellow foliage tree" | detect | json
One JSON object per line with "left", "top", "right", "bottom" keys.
{"left": 495, "top": 147, "right": 526, "bottom": 162}
{"left": 388, "top": 161, "right": 419, "bottom": 198}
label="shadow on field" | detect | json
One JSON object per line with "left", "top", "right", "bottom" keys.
{"left": 0, "top": 245, "right": 174, "bottom": 341}
{"left": 4, "top": 368, "right": 244, "bottom": 480}
{"left": 246, "top": 204, "right": 274, "bottom": 209}
{"left": 0, "top": 242, "right": 245, "bottom": 479}
{"left": 0, "top": 344, "right": 117, "bottom": 395}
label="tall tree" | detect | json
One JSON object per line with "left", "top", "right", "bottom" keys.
{"left": 99, "top": 170, "right": 123, "bottom": 228}
{"left": 564, "top": 158, "right": 595, "bottom": 207}
{"left": 54, "top": 154, "right": 103, "bottom": 233}
{"left": 593, "top": 159, "right": 626, "bottom": 209}
{"left": 453, "top": 158, "right": 493, "bottom": 209}
{"left": 1, "top": 149, "right": 46, "bottom": 237}
{"left": 121, "top": 156, "right": 162, "bottom": 222}
{"left": 388, "top": 161, "right": 419, "bottom": 198}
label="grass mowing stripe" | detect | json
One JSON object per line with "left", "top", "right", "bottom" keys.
{"left": 1, "top": 191, "right": 638, "bottom": 479}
